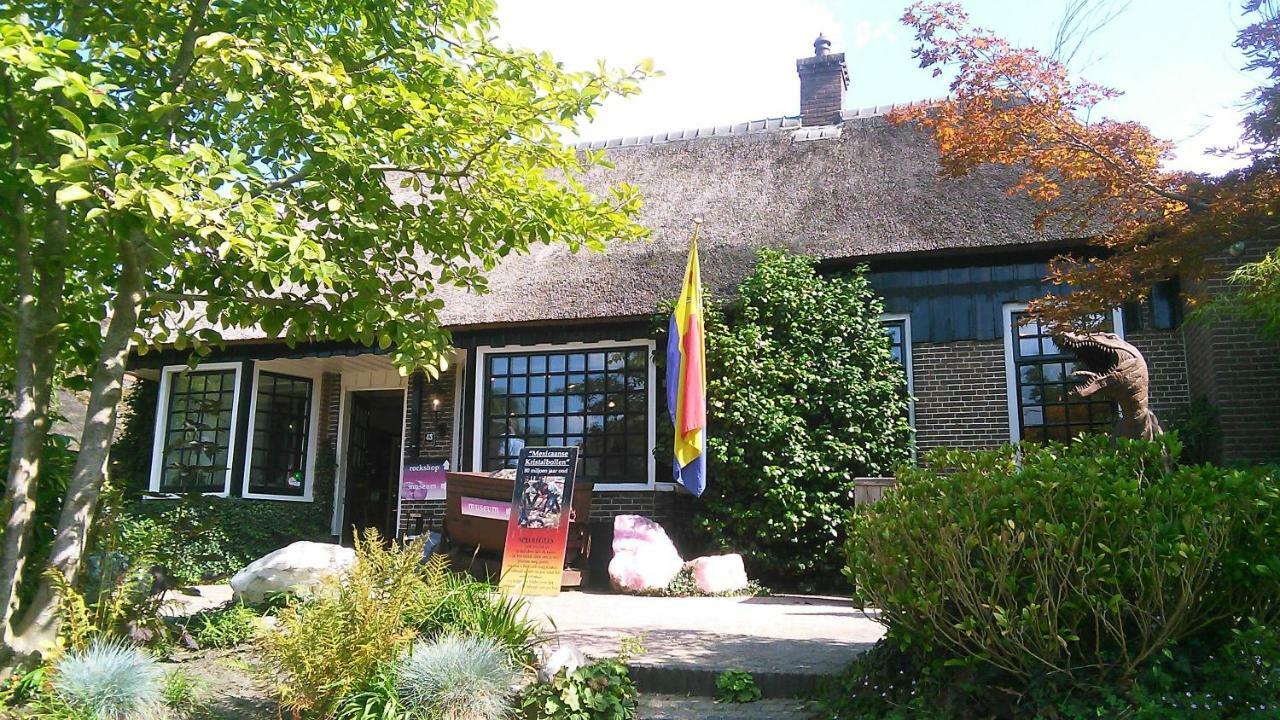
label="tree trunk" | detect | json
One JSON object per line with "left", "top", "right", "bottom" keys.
{"left": 4, "top": 233, "right": 143, "bottom": 666}
{"left": 0, "top": 195, "right": 67, "bottom": 666}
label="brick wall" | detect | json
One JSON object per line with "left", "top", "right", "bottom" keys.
{"left": 1182, "top": 239, "right": 1280, "bottom": 461}
{"left": 796, "top": 52, "right": 847, "bottom": 126}
{"left": 397, "top": 367, "right": 457, "bottom": 537}
{"left": 1127, "top": 329, "right": 1190, "bottom": 424}
{"left": 911, "top": 340, "right": 1010, "bottom": 453}
{"left": 910, "top": 328, "right": 1190, "bottom": 455}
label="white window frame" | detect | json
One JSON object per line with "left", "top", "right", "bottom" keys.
{"left": 241, "top": 363, "right": 322, "bottom": 502}
{"left": 881, "top": 313, "right": 916, "bottom": 431}
{"left": 1002, "top": 303, "right": 1125, "bottom": 443}
{"left": 148, "top": 362, "right": 244, "bottom": 498}
{"left": 472, "top": 339, "right": 657, "bottom": 492}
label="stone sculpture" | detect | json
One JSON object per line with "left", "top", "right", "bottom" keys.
{"left": 1052, "top": 330, "right": 1163, "bottom": 440}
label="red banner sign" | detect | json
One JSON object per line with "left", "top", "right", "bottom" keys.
{"left": 498, "top": 446, "right": 579, "bottom": 596}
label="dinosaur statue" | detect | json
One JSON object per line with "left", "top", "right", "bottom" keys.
{"left": 1052, "top": 330, "right": 1163, "bottom": 440}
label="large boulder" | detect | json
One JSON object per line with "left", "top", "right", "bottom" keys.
{"left": 230, "top": 541, "right": 355, "bottom": 605}
{"left": 688, "top": 553, "right": 750, "bottom": 594}
{"left": 608, "top": 515, "right": 683, "bottom": 593}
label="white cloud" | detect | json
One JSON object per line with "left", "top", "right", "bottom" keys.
{"left": 496, "top": 0, "right": 848, "bottom": 141}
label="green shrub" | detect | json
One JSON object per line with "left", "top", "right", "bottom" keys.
{"left": 657, "top": 250, "right": 912, "bottom": 589}
{"left": 183, "top": 602, "right": 259, "bottom": 649}
{"left": 396, "top": 635, "right": 520, "bottom": 720}
{"left": 519, "top": 656, "right": 639, "bottom": 720}
{"left": 847, "top": 435, "right": 1280, "bottom": 689}
{"left": 100, "top": 493, "right": 334, "bottom": 585}
{"left": 715, "top": 669, "right": 761, "bottom": 703}
{"left": 333, "top": 664, "right": 403, "bottom": 720}
{"left": 406, "top": 573, "right": 542, "bottom": 668}
{"left": 259, "top": 530, "right": 425, "bottom": 718}
{"left": 49, "top": 639, "right": 165, "bottom": 720}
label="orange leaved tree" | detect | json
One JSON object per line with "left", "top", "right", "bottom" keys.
{"left": 890, "top": 0, "right": 1280, "bottom": 332}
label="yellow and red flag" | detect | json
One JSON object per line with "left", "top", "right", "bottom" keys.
{"left": 666, "top": 225, "right": 706, "bottom": 496}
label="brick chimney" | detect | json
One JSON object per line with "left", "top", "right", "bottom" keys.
{"left": 796, "top": 34, "right": 848, "bottom": 126}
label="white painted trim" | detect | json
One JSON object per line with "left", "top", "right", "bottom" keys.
{"left": 148, "top": 362, "right": 243, "bottom": 498}
{"left": 1001, "top": 304, "right": 1125, "bottom": 443}
{"left": 240, "top": 364, "right": 320, "bottom": 502}
{"left": 471, "top": 338, "right": 658, "bottom": 492}
{"left": 332, "top": 381, "right": 408, "bottom": 538}
{"left": 881, "top": 313, "right": 916, "bottom": 431}
{"left": 450, "top": 349, "right": 466, "bottom": 468}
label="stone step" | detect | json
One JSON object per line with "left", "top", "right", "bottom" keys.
{"left": 628, "top": 661, "right": 826, "bottom": 699}
{"left": 638, "top": 694, "right": 813, "bottom": 719}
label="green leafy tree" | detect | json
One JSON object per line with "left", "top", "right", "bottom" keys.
{"left": 0, "top": 0, "right": 650, "bottom": 669}
{"left": 691, "top": 250, "right": 912, "bottom": 588}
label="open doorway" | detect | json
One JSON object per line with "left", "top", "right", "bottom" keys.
{"left": 342, "top": 389, "right": 404, "bottom": 544}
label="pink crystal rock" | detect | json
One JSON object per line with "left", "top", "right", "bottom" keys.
{"left": 607, "top": 514, "right": 684, "bottom": 593}
{"left": 689, "top": 553, "right": 750, "bottom": 594}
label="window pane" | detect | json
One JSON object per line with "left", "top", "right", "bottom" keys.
{"left": 247, "top": 372, "right": 311, "bottom": 497}
{"left": 481, "top": 346, "right": 651, "bottom": 484}
{"left": 159, "top": 368, "right": 238, "bottom": 494}
{"left": 1010, "top": 311, "right": 1117, "bottom": 443}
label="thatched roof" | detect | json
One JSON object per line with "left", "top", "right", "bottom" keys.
{"left": 427, "top": 105, "right": 1053, "bottom": 328}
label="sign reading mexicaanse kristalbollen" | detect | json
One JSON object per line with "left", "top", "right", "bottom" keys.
{"left": 497, "top": 446, "right": 579, "bottom": 596}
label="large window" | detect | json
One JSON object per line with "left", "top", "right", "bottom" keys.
{"left": 245, "top": 371, "right": 313, "bottom": 498}
{"left": 478, "top": 344, "right": 652, "bottom": 486}
{"left": 1005, "top": 307, "right": 1119, "bottom": 443}
{"left": 152, "top": 365, "right": 241, "bottom": 494}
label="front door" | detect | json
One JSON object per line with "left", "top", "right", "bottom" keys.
{"left": 342, "top": 390, "right": 404, "bottom": 544}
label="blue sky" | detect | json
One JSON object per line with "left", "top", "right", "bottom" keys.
{"left": 497, "top": 0, "right": 1263, "bottom": 174}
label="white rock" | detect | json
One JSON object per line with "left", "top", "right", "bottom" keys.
{"left": 607, "top": 515, "right": 683, "bottom": 593}
{"left": 229, "top": 541, "right": 355, "bottom": 605}
{"left": 688, "top": 554, "right": 750, "bottom": 594}
{"left": 537, "top": 643, "right": 587, "bottom": 682}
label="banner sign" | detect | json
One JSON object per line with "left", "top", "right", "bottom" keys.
{"left": 498, "top": 446, "right": 579, "bottom": 596}
{"left": 401, "top": 458, "right": 448, "bottom": 501}
{"left": 461, "top": 496, "right": 511, "bottom": 521}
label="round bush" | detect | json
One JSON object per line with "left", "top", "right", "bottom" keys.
{"left": 847, "top": 435, "right": 1280, "bottom": 686}
{"left": 674, "top": 250, "right": 912, "bottom": 588}
{"left": 53, "top": 639, "right": 165, "bottom": 719}
{"left": 396, "top": 635, "right": 520, "bottom": 720}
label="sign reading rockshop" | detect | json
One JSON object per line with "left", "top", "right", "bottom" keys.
{"left": 497, "top": 446, "right": 579, "bottom": 596}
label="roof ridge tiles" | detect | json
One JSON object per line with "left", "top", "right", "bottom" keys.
{"left": 574, "top": 99, "right": 940, "bottom": 151}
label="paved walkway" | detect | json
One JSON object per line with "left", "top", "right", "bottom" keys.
{"left": 526, "top": 591, "right": 883, "bottom": 697}
{"left": 639, "top": 694, "right": 813, "bottom": 719}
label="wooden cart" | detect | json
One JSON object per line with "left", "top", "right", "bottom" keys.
{"left": 442, "top": 471, "right": 594, "bottom": 586}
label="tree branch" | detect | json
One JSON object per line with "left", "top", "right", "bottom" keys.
{"left": 146, "top": 291, "right": 327, "bottom": 311}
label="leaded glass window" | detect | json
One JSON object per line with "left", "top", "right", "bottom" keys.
{"left": 1010, "top": 311, "right": 1117, "bottom": 442}
{"left": 159, "top": 369, "right": 237, "bottom": 493}
{"left": 482, "top": 346, "right": 650, "bottom": 484}
{"left": 247, "top": 372, "right": 312, "bottom": 497}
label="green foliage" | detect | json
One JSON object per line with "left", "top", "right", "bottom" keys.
{"left": 835, "top": 435, "right": 1280, "bottom": 718}
{"left": 405, "top": 571, "right": 543, "bottom": 668}
{"left": 49, "top": 639, "right": 165, "bottom": 720}
{"left": 259, "top": 530, "right": 425, "bottom": 718}
{"left": 519, "top": 650, "right": 640, "bottom": 720}
{"left": 101, "top": 493, "right": 333, "bottom": 585}
{"left": 333, "top": 664, "right": 403, "bottom": 720}
{"left": 659, "top": 250, "right": 912, "bottom": 588}
{"left": 49, "top": 560, "right": 174, "bottom": 652}
{"left": 0, "top": 0, "right": 652, "bottom": 376}
{"left": 182, "top": 603, "right": 259, "bottom": 650}
{"left": 395, "top": 635, "right": 520, "bottom": 720}
{"left": 160, "top": 669, "right": 207, "bottom": 718}
{"left": 715, "top": 669, "right": 762, "bottom": 704}
{"left": 109, "top": 379, "right": 158, "bottom": 498}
